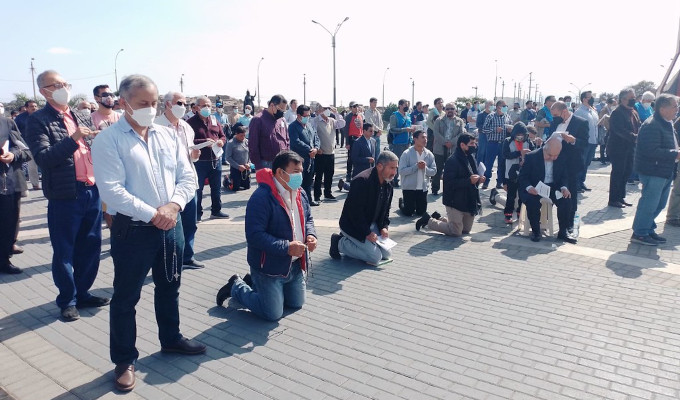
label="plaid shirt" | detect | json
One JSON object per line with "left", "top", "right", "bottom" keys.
{"left": 482, "top": 112, "right": 512, "bottom": 142}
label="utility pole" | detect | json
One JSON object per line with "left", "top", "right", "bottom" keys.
{"left": 535, "top": 84, "right": 540, "bottom": 103}
{"left": 303, "top": 74, "right": 306, "bottom": 105}
{"left": 411, "top": 79, "right": 415, "bottom": 107}
{"left": 30, "top": 58, "right": 37, "bottom": 100}
{"left": 527, "top": 72, "right": 533, "bottom": 104}
{"left": 472, "top": 86, "right": 478, "bottom": 98}
{"left": 180, "top": 74, "right": 184, "bottom": 92}
{"left": 494, "top": 60, "right": 498, "bottom": 101}
{"left": 513, "top": 82, "right": 517, "bottom": 105}
{"left": 501, "top": 80, "right": 505, "bottom": 102}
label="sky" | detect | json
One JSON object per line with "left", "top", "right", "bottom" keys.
{"left": 1, "top": 0, "right": 680, "bottom": 108}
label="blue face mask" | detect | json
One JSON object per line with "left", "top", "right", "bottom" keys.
{"left": 301, "top": 116, "right": 309, "bottom": 124}
{"left": 478, "top": 104, "right": 484, "bottom": 111}
{"left": 283, "top": 170, "right": 303, "bottom": 191}
{"left": 490, "top": 106, "right": 496, "bottom": 112}
{"left": 199, "top": 107, "right": 211, "bottom": 118}
{"left": 501, "top": 106, "right": 509, "bottom": 113}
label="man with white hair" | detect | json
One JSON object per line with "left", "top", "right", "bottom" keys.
{"left": 635, "top": 91, "right": 656, "bottom": 123}
{"left": 92, "top": 75, "right": 204, "bottom": 392}
{"left": 155, "top": 92, "right": 204, "bottom": 269}
{"left": 76, "top": 100, "right": 92, "bottom": 116}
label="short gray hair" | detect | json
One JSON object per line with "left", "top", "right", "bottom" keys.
{"left": 619, "top": 87, "right": 635, "bottom": 101}
{"left": 195, "top": 95, "right": 210, "bottom": 106}
{"left": 641, "top": 91, "right": 656, "bottom": 102}
{"left": 163, "top": 91, "right": 183, "bottom": 104}
{"left": 119, "top": 74, "right": 157, "bottom": 101}
{"left": 655, "top": 93, "right": 678, "bottom": 111}
{"left": 376, "top": 150, "right": 398, "bottom": 166}
{"left": 36, "top": 70, "right": 59, "bottom": 88}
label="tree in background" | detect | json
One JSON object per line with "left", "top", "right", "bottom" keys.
{"left": 454, "top": 96, "right": 488, "bottom": 111}
{"left": 382, "top": 103, "right": 398, "bottom": 122}
{"left": 630, "top": 81, "right": 657, "bottom": 97}
{"left": 4, "top": 92, "right": 46, "bottom": 111}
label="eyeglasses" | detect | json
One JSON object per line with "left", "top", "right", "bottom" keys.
{"left": 99, "top": 92, "right": 115, "bottom": 98}
{"left": 176, "top": 101, "right": 186, "bottom": 106}
{"left": 42, "top": 82, "right": 72, "bottom": 90}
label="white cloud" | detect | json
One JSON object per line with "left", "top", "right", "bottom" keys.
{"left": 47, "top": 47, "right": 78, "bottom": 55}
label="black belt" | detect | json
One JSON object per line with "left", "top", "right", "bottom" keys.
{"left": 113, "top": 214, "right": 155, "bottom": 227}
{"left": 76, "top": 181, "right": 95, "bottom": 187}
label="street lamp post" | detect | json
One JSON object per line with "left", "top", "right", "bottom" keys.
{"left": 312, "top": 17, "right": 349, "bottom": 107}
{"left": 257, "top": 57, "right": 264, "bottom": 108}
{"left": 472, "top": 86, "right": 478, "bottom": 98}
{"left": 30, "top": 58, "right": 37, "bottom": 100}
{"left": 114, "top": 48, "right": 124, "bottom": 92}
{"left": 494, "top": 59, "right": 498, "bottom": 101}
{"left": 410, "top": 78, "right": 415, "bottom": 107}
{"left": 180, "top": 74, "right": 184, "bottom": 92}
{"left": 382, "top": 67, "right": 389, "bottom": 107}
{"left": 569, "top": 82, "right": 592, "bottom": 103}
{"left": 303, "top": 74, "right": 306, "bottom": 105}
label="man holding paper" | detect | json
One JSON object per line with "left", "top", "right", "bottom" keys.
{"left": 519, "top": 138, "right": 576, "bottom": 243}
{"left": 186, "top": 96, "right": 228, "bottom": 220}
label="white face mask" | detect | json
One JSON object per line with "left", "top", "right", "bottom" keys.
{"left": 79, "top": 109, "right": 91, "bottom": 117}
{"left": 245, "top": 108, "right": 252, "bottom": 115}
{"left": 171, "top": 104, "right": 186, "bottom": 119}
{"left": 323, "top": 109, "right": 331, "bottom": 117}
{"left": 51, "top": 87, "right": 70, "bottom": 106}
{"left": 126, "top": 102, "right": 156, "bottom": 127}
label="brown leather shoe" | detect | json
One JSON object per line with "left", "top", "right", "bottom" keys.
{"left": 114, "top": 364, "right": 135, "bottom": 392}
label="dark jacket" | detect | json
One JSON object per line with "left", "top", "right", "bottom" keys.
{"left": 607, "top": 105, "right": 641, "bottom": 150}
{"left": 289, "top": 119, "right": 320, "bottom": 172}
{"left": 0, "top": 117, "right": 32, "bottom": 195}
{"left": 186, "top": 113, "right": 225, "bottom": 161}
{"left": 248, "top": 110, "right": 290, "bottom": 169}
{"left": 339, "top": 167, "right": 392, "bottom": 242}
{"left": 549, "top": 114, "right": 589, "bottom": 176}
{"left": 24, "top": 103, "right": 95, "bottom": 200}
{"left": 350, "top": 135, "right": 376, "bottom": 177}
{"left": 245, "top": 168, "right": 316, "bottom": 277}
{"left": 518, "top": 148, "right": 569, "bottom": 195}
{"left": 634, "top": 113, "right": 679, "bottom": 179}
{"left": 442, "top": 147, "right": 481, "bottom": 215}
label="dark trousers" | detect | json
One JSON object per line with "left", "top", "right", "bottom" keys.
{"left": 109, "top": 219, "right": 184, "bottom": 365}
{"left": 608, "top": 145, "right": 634, "bottom": 202}
{"left": 345, "top": 136, "right": 358, "bottom": 178}
{"left": 432, "top": 154, "right": 447, "bottom": 194}
{"left": 336, "top": 129, "right": 344, "bottom": 147}
{"left": 483, "top": 141, "right": 502, "bottom": 185}
{"left": 567, "top": 176, "right": 579, "bottom": 228}
{"left": 47, "top": 184, "right": 102, "bottom": 309}
{"left": 504, "top": 180, "right": 521, "bottom": 215}
{"left": 599, "top": 134, "right": 608, "bottom": 161}
{"left": 302, "top": 160, "right": 315, "bottom": 202}
{"left": 180, "top": 195, "right": 197, "bottom": 264}
{"left": 194, "top": 160, "right": 223, "bottom": 218}
{"left": 426, "top": 128, "right": 435, "bottom": 152}
{"left": 0, "top": 192, "right": 20, "bottom": 267}
{"left": 230, "top": 167, "right": 251, "bottom": 191}
{"left": 521, "top": 186, "right": 572, "bottom": 235}
{"left": 314, "top": 153, "right": 335, "bottom": 200}
{"left": 400, "top": 190, "right": 427, "bottom": 216}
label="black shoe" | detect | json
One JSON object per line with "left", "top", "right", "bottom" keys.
{"left": 243, "top": 273, "right": 253, "bottom": 288}
{"left": 581, "top": 184, "right": 592, "bottom": 192}
{"left": 330, "top": 233, "right": 342, "bottom": 259}
{"left": 504, "top": 214, "right": 514, "bottom": 224}
{"left": 649, "top": 232, "right": 667, "bottom": 243}
{"left": 309, "top": 201, "right": 320, "bottom": 206}
{"left": 216, "top": 274, "right": 240, "bottom": 306}
{"left": 325, "top": 194, "right": 337, "bottom": 201}
{"left": 76, "top": 295, "right": 111, "bottom": 308}
{"left": 415, "top": 213, "right": 431, "bottom": 231}
{"left": 0, "top": 263, "right": 22, "bottom": 274}
{"left": 495, "top": 183, "right": 503, "bottom": 189}
{"left": 630, "top": 234, "right": 658, "bottom": 246}
{"left": 61, "top": 306, "right": 80, "bottom": 321}
{"left": 621, "top": 200, "right": 633, "bottom": 207}
{"left": 608, "top": 201, "right": 625, "bottom": 208}
{"left": 530, "top": 232, "right": 541, "bottom": 242}
{"left": 183, "top": 259, "right": 205, "bottom": 270}
{"left": 557, "top": 231, "right": 578, "bottom": 244}
{"left": 211, "top": 211, "right": 230, "bottom": 219}
{"left": 577, "top": 188, "right": 585, "bottom": 194}
{"left": 431, "top": 211, "right": 442, "bottom": 220}
{"left": 337, "top": 178, "right": 345, "bottom": 192}
{"left": 481, "top": 183, "right": 489, "bottom": 190}
{"left": 431, "top": 190, "right": 439, "bottom": 196}
{"left": 398, "top": 197, "right": 404, "bottom": 211}
{"left": 489, "top": 188, "right": 498, "bottom": 205}
{"left": 161, "top": 337, "right": 206, "bottom": 355}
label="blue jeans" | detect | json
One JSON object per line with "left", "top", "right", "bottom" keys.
{"left": 47, "top": 183, "right": 102, "bottom": 309}
{"left": 483, "top": 141, "right": 502, "bottom": 185}
{"left": 338, "top": 223, "right": 391, "bottom": 265}
{"left": 194, "top": 160, "right": 223, "bottom": 218}
{"left": 180, "top": 195, "right": 197, "bottom": 263}
{"left": 109, "top": 220, "right": 185, "bottom": 365}
{"left": 477, "top": 132, "right": 488, "bottom": 165}
{"left": 580, "top": 143, "right": 598, "bottom": 185}
{"left": 231, "top": 261, "right": 305, "bottom": 321}
{"left": 632, "top": 174, "right": 672, "bottom": 237}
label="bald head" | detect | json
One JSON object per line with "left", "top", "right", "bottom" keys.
{"left": 543, "top": 138, "right": 563, "bottom": 161}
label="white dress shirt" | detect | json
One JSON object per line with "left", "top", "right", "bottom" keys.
{"left": 155, "top": 113, "right": 199, "bottom": 187}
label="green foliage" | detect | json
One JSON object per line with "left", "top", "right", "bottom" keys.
{"left": 454, "top": 96, "right": 488, "bottom": 111}
{"left": 598, "top": 92, "right": 615, "bottom": 101}
{"left": 5, "top": 92, "right": 46, "bottom": 111}
{"left": 382, "top": 103, "right": 398, "bottom": 122}
{"left": 630, "top": 81, "right": 656, "bottom": 97}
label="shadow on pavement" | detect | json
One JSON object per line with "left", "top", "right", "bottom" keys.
{"left": 407, "top": 234, "right": 465, "bottom": 256}
{"left": 581, "top": 207, "right": 625, "bottom": 225}
{"left": 192, "top": 241, "right": 247, "bottom": 262}
{"left": 51, "top": 373, "right": 115, "bottom": 400}
{"left": 606, "top": 245, "right": 663, "bottom": 279}
{"left": 307, "top": 258, "right": 382, "bottom": 295}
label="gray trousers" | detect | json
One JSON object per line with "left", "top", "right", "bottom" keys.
{"left": 338, "top": 223, "right": 391, "bottom": 265}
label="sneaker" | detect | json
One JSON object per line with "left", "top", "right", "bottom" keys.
{"left": 649, "top": 232, "right": 667, "bottom": 243}
{"left": 504, "top": 213, "right": 513, "bottom": 224}
{"left": 431, "top": 211, "right": 442, "bottom": 220}
{"left": 415, "top": 213, "right": 431, "bottom": 231}
{"left": 630, "top": 234, "right": 658, "bottom": 246}
{"left": 329, "top": 233, "right": 342, "bottom": 259}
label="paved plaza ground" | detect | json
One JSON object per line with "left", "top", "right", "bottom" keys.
{"left": 2, "top": 148, "right": 680, "bottom": 400}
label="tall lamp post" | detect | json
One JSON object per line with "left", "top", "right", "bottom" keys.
{"left": 569, "top": 82, "right": 592, "bottom": 103}
{"left": 410, "top": 77, "right": 414, "bottom": 107}
{"left": 114, "top": 48, "right": 124, "bottom": 92}
{"left": 257, "top": 57, "right": 264, "bottom": 108}
{"left": 303, "top": 73, "right": 306, "bottom": 105}
{"left": 30, "top": 58, "right": 37, "bottom": 100}
{"left": 180, "top": 74, "right": 184, "bottom": 92}
{"left": 382, "top": 67, "right": 389, "bottom": 107}
{"left": 494, "top": 59, "right": 498, "bottom": 101}
{"left": 472, "top": 86, "right": 478, "bottom": 98}
{"left": 312, "top": 17, "right": 349, "bottom": 107}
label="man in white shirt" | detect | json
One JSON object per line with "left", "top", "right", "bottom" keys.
{"left": 311, "top": 104, "right": 345, "bottom": 201}
{"left": 574, "top": 91, "right": 599, "bottom": 192}
{"left": 284, "top": 99, "right": 298, "bottom": 125}
{"left": 364, "top": 97, "right": 384, "bottom": 158}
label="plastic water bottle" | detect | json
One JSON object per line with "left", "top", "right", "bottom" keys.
{"left": 573, "top": 212, "right": 580, "bottom": 228}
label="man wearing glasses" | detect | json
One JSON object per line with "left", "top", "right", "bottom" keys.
{"left": 432, "top": 103, "right": 466, "bottom": 195}
{"left": 25, "top": 70, "right": 107, "bottom": 322}
{"left": 91, "top": 84, "right": 120, "bottom": 130}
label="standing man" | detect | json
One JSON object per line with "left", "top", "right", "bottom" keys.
{"left": 311, "top": 104, "right": 344, "bottom": 202}
{"left": 155, "top": 91, "right": 205, "bottom": 270}
{"left": 15, "top": 100, "right": 41, "bottom": 190}
{"left": 92, "top": 75, "right": 204, "bottom": 392}
{"left": 228, "top": 104, "right": 241, "bottom": 127}
{"left": 535, "top": 95, "right": 556, "bottom": 138}
{"left": 187, "top": 96, "right": 229, "bottom": 220}
{"left": 288, "top": 104, "right": 320, "bottom": 206}
{"left": 432, "top": 102, "right": 466, "bottom": 195}
{"left": 635, "top": 91, "right": 655, "bottom": 123}
{"left": 631, "top": 94, "right": 679, "bottom": 245}
{"left": 351, "top": 122, "right": 378, "bottom": 178}
{"left": 329, "top": 151, "right": 398, "bottom": 266}
{"left": 343, "top": 101, "right": 364, "bottom": 180}
{"left": 225, "top": 125, "right": 251, "bottom": 191}
{"left": 607, "top": 88, "right": 641, "bottom": 208}
{"left": 398, "top": 130, "right": 436, "bottom": 216}
{"left": 284, "top": 99, "right": 298, "bottom": 125}
{"left": 364, "top": 97, "right": 384, "bottom": 159}
{"left": 25, "top": 70, "right": 106, "bottom": 321}
{"left": 481, "top": 100, "right": 513, "bottom": 189}
{"left": 0, "top": 115, "right": 31, "bottom": 274}
{"left": 389, "top": 99, "right": 415, "bottom": 187}
{"left": 216, "top": 150, "right": 317, "bottom": 321}
{"left": 520, "top": 101, "right": 536, "bottom": 125}
{"left": 598, "top": 98, "right": 617, "bottom": 165}
{"left": 249, "top": 94, "right": 289, "bottom": 170}
{"left": 426, "top": 97, "right": 444, "bottom": 152}
{"left": 475, "top": 100, "right": 493, "bottom": 164}
{"left": 509, "top": 103, "right": 522, "bottom": 124}
{"left": 574, "top": 91, "right": 599, "bottom": 192}
{"left": 90, "top": 85, "right": 120, "bottom": 130}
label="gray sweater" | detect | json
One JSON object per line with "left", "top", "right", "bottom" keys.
{"left": 225, "top": 138, "right": 249, "bottom": 168}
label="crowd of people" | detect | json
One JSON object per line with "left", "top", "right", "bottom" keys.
{"left": 1, "top": 69, "right": 679, "bottom": 392}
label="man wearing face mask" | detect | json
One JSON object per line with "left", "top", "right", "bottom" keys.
{"left": 91, "top": 84, "right": 120, "bottom": 130}
{"left": 15, "top": 100, "right": 40, "bottom": 190}
{"left": 213, "top": 102, "right": 232, "bottom": 166}
{"left": 92, "top": 75, "right": 203, "bottom": 392}
{"left": 574, "top": 91, "right": 599, "bottom": 192}
{"left": 364, "top": 98, "right": 384, "bottom": 158}
{"left": 249, "top": 94, "right": 290, "bottom": 170}
{"left": 237, "top": 105, "right": 253, "bottom": 134}
{"left": 475, "top": 101, "right": 494, "bottom": 163}
{"left": 229, "top": 105, "right": 241, "bottom": 127}
{"left": 155, "top": 91, "right": 205, "bottom": 270}
{"left": 388, "top": 99, "right": 415, "bottom": 187}
{"left": 216, "top": 150, "right": 317, "bottom": 321}
{"left": 427, "top": 98, "right": 444, "bottom": 152}
{"left": 311, "top": 104, "right": 345, "bottom": 202}
{"left": 535, "top": 96, "right": 556, "bottom": 138}
{"left": 288, "top": 104, "right": 320, "bottom": 206}
{"left": 432, "top": 102, "right": 465, "bottom": 195}
{"left": 77, "top": 100, "right": 92, "bottom": 116}
{"left": 607, "top": 88, "right": 641, "bottom": 208}
{"left": 635, "top": 91, "right": 655, "bottom": 123}
{"left": 344, "top": 101, "right": 365, "bottom": 180}
{"left": 481, "top": 100, "right": 513, "bottom": 189}
{"left": 520, "top": 101, "right": 536, "bottom": 125}
{"left": 187, "top": 96, "right": 228, "bottom": 220}
{"left": 24, "top": 70, "right": 106, "bottom": 322}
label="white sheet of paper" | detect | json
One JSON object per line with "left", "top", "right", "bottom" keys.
{"left": 376, "top": 237, "right": 397, "bottom": 250}
{"left": 477, "top": 162, "right": 486, "bottom": 177}
{"left": 1, "top": 140, "right": 8, "bottom": 154}
{"left": 189, "top": 141, "right": 213, "bottom": 151}
{"left": 212, "top": 143, "right": 223, "bottom": 159}
{"left": 555, "top": 190, "right": 563, "bottom": 200}
{"left": 535, "top": 181, "right": 550, "bottom": 199}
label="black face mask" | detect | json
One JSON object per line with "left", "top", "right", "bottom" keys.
{"left": 552, "top": 116, "right": 564, "bottom": 125}
{"left": 627, "top": 98, "right": 636, "bottom": 108}
{"left": 588, "top": 98, "right": 595, "bottom": 106}
{"left": 274, "top": 109, "right": 284, "bottom": 119}
{"left": 403, "top": 106, "right": 409, "bottom": 113}
{"left": 467, "top": 146, "right": 477, "bottom": 154}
